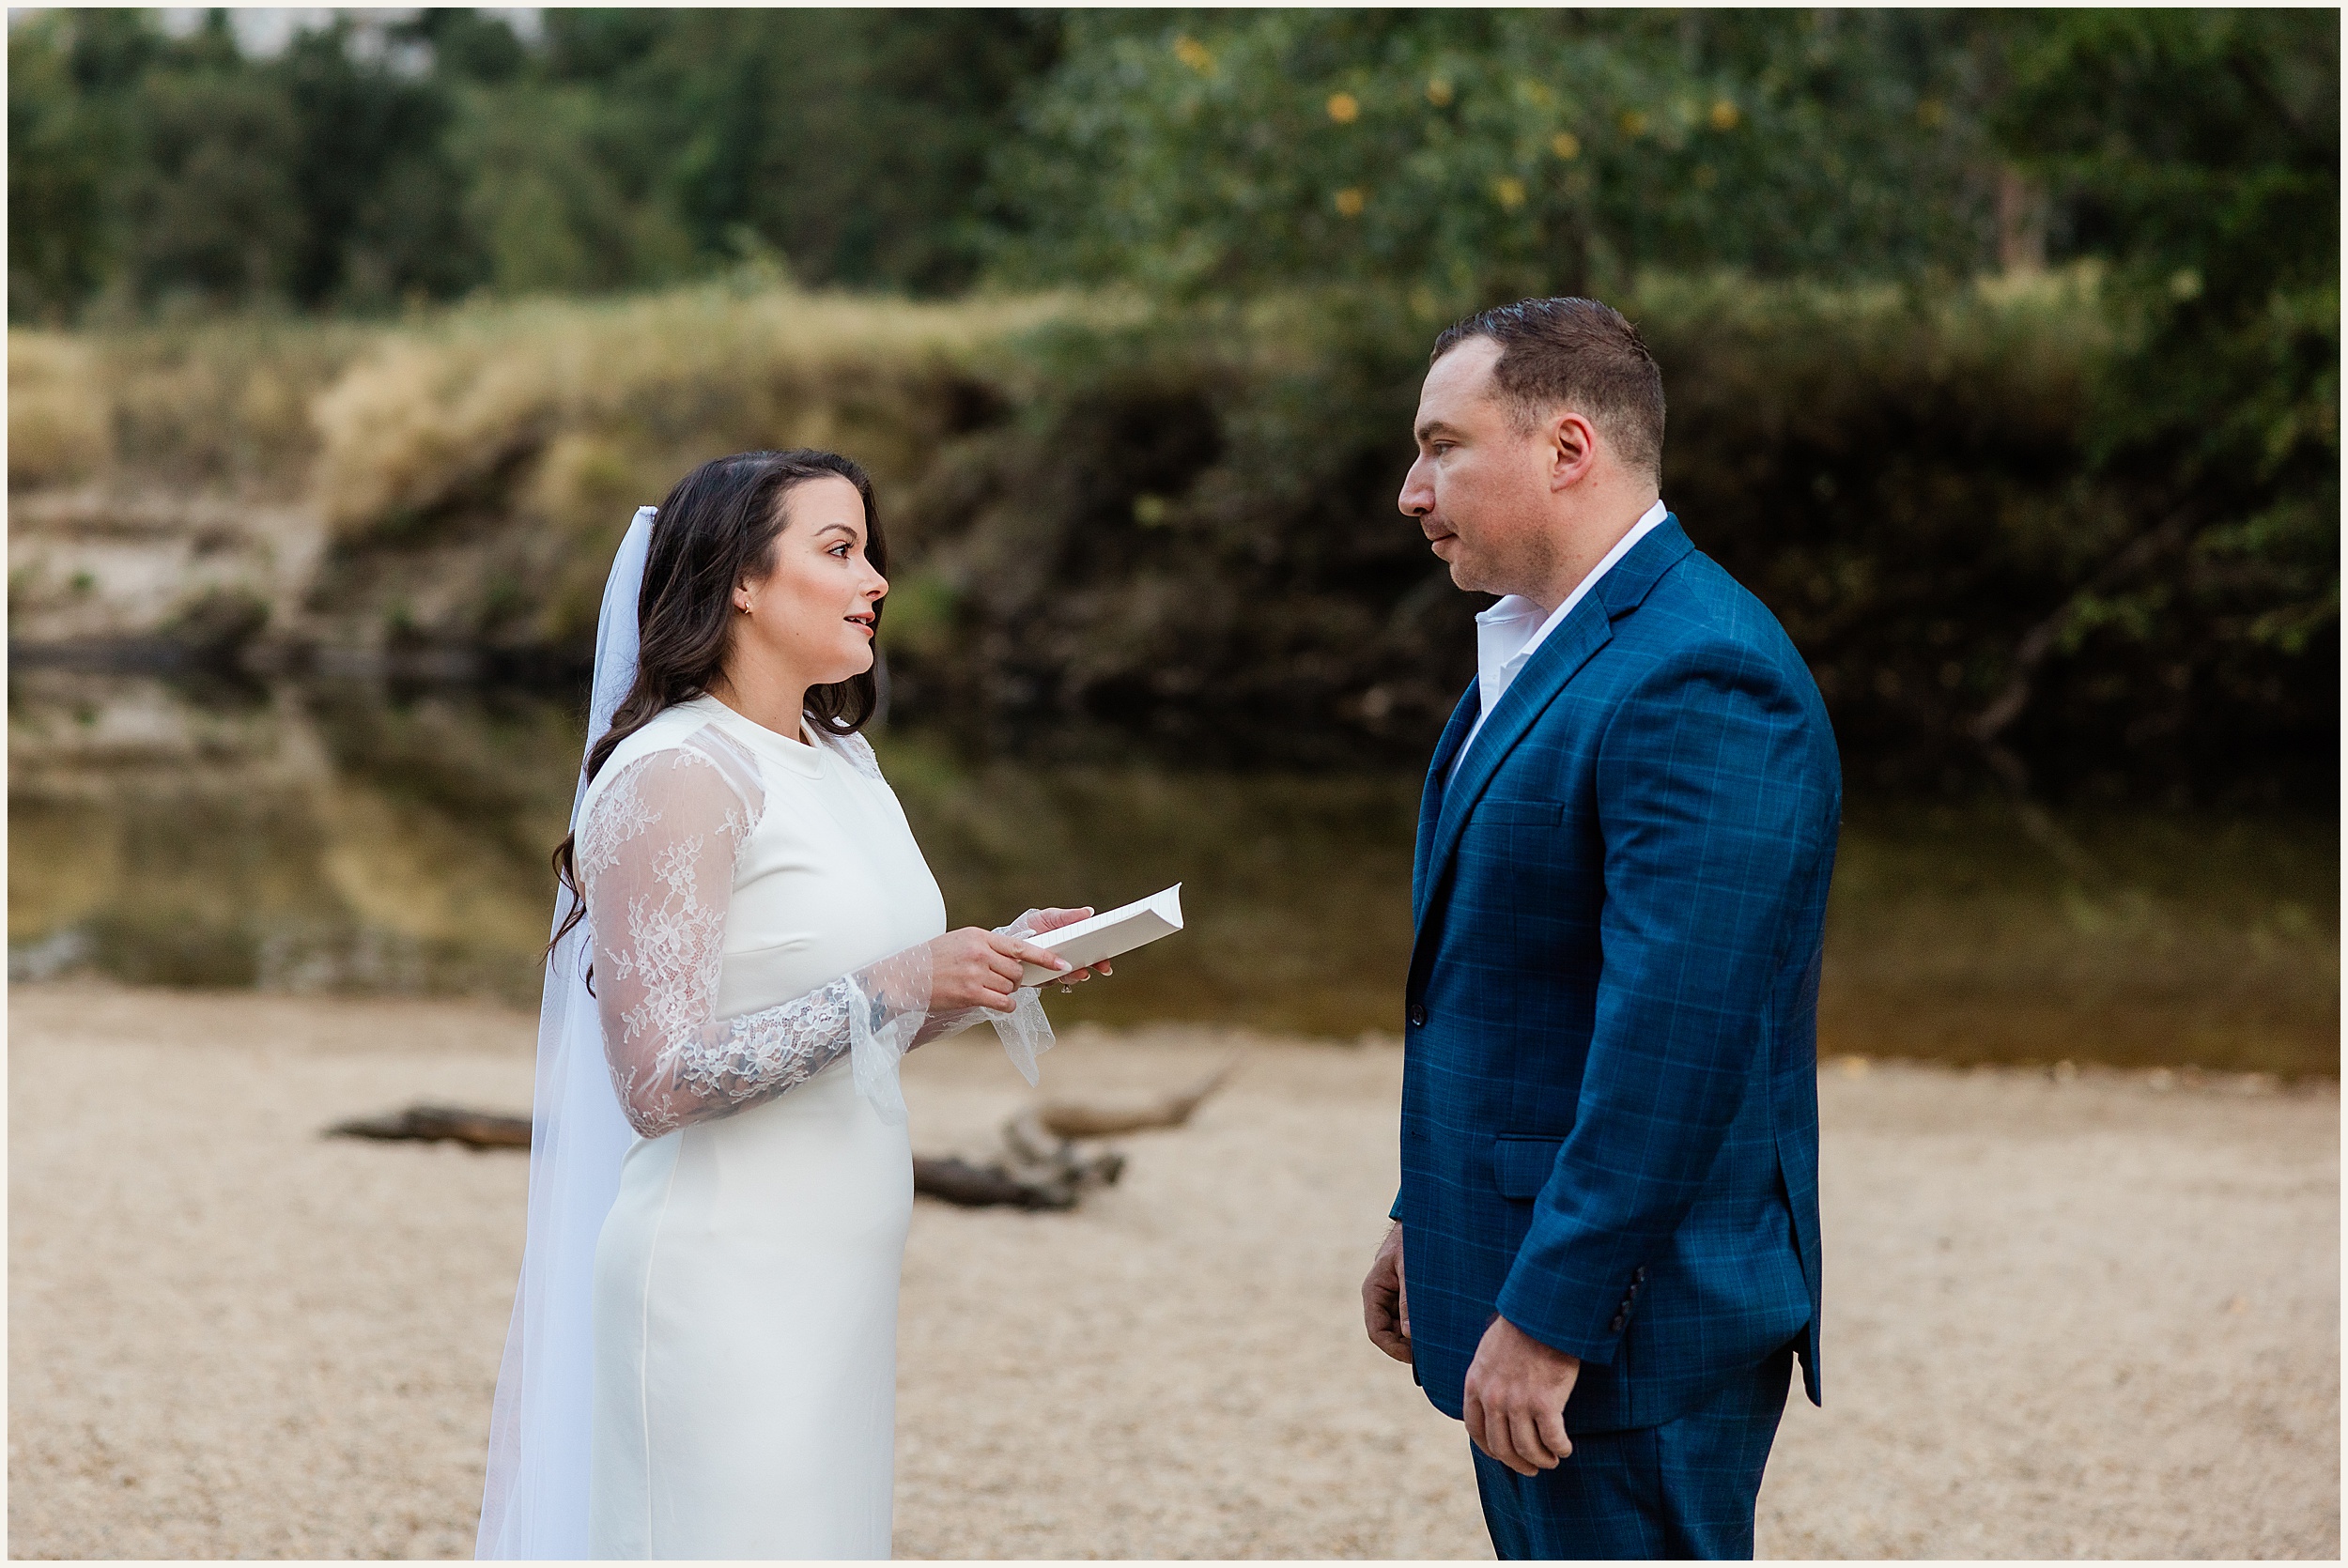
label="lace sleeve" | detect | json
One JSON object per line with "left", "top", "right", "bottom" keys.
{"left": 577, "top": 738, "right": 931, "bottom": 1137}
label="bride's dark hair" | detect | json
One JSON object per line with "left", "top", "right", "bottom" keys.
{"left": 550, "top": 448, "right": 888, "bottom": 948}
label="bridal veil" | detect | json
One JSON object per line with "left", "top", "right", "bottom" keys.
{"left": 476, "top": 506, "right": 655, "bottom": 1560}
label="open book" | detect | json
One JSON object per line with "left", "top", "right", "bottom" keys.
{"left": 1021, "top": 884, "right": 1185, "bottom": 987}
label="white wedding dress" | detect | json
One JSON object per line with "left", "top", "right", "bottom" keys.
{"left": 575, "top": 694, "right": 945, "bottom": 1560}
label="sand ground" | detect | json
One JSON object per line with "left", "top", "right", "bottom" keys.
{"left": 7, "top": 983, "right": 2338, "bottom": 1559}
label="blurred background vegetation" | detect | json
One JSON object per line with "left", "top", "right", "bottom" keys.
{"left": 7, "top": 8, "right": 2338, "bottom": 1070}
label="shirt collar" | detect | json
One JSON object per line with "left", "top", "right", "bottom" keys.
{"left": 1474, "top": 499, "right": 1669, "bottom": 682}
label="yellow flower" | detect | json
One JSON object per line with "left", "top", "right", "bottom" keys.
{"left": 1551, "top": 131, "right": 1581, "bottom": 161}
{"left": 1692, "top": 163, "right": 1718, "bottom": 190}
{"left": 1426, "top": 78, "right": 1454, "bottom": 108}
{"left": 1173, "top": 36, "right": 1213, "bottom": 73}
{"left": 1618, "top": 108, "right": 1648, "bottom": 138}
{"left": 1492, "top": 177, "right": 1526, "bottom": 210}
{"left": 1708, "top": 100, "right": 1739, "bottom": 131}
{"left": 1916, "top": 97, "right": 1947, "bottom": 129}
{"left": 1334, "top": 187, "right": 1367, "bottom": 218}
{"left": 1326, "top": 91, "right": 1360, "bottom": 124}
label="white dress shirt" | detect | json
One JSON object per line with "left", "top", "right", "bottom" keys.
{"left": 1450, "top": 499, "right": 1670, "bottom": 779}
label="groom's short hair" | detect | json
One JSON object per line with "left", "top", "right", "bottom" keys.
{"left": 1432, "top": 298, "right": 1665, "bottom": 479}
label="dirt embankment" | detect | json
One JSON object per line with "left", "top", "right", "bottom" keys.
{"left": 7, "top": 292, "right": 1070, "bottom": 678}
{"left": 8, "top": 983, "right": 2338, "bottom": 1559}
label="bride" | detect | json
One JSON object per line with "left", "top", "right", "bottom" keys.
{"left": 477, "top": 450, "right": 1104, "bottom": 1560}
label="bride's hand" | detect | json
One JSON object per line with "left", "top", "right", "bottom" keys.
{"left": 925, "top": 927, "right": 1071, "bottom": 1013}
{"left": 1012, "top": 907, "right": 1114, "bottom": 983}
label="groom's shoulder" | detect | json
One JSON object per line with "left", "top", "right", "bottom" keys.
{"left": 1620, "top": 546, "right": 1805, "bottom": 673}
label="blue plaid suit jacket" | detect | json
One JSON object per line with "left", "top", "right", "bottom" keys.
{"left": 1395, "top": 515, "right": 1839, "bottom": 1433}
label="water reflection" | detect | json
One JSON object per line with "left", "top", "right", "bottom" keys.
{"left": 5, "top": 669, "right": 1419, "bottom": 1032}
{"left": 8, "top": 671, "right": 576, "bottom": 1000}
{"left": 8, "top": 671, "right": 2337, "bottom": 1074}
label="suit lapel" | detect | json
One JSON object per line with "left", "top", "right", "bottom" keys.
{"left": 1414, "top": 516, "right": 1697, "bottom": 930}
{"left": 1412, "top": 683, "right": 1482, "bottom": 921}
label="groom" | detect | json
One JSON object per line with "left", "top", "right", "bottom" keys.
{"left": 1361, "top": 298, "right": 1841, "bottom": 1560}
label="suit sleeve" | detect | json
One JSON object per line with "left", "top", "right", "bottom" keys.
{"left": 1493, "top": 637, "right": 1828, "bottom": 1363}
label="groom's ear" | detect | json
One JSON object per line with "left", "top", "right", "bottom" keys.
{"left": 1545, "top": 409, "right": 1599, "bottom": 492}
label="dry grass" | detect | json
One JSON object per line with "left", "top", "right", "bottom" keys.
{"left": 307, "top": 284, "right": 1091, "bottom": 537}
{"left": 7, "top": 284, "right": 1104, "bottom": 650}
{"left": 8, "top": 318, "right": 374, "bottom": 500}
{"left": 7, "top": 333, "right": 115, "bottom": 489}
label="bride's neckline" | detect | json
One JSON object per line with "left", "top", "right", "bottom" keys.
{"left": 689, "top": 694, "right": 827, "bottom": 776}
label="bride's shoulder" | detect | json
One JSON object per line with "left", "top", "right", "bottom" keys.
{"left": 811, "top": 720, "right": 886, "bottom": 784}
{"left": 579, "top": 702, "right": 759, "bottom": 825}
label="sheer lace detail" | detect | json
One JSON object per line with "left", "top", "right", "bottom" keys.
{"left": 577, "top": 730, "right": 930, "bottom": 1137}
{"left": 575, "top": 763, "right": 659, "bottom": 885}
{"left": 813, "top": 722, "right": 885, "bottom": 783}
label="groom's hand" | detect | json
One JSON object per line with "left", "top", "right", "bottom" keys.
{"left": 1362, "top": 1222, "right": 1413, "bottom": 1363}
{"left": 1461, "top": 1315, "right": 1581, "bottom": 1476}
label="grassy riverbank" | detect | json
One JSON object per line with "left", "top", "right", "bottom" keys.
{"left": 17, "top": 269, "right": 2326, "bottom": 796}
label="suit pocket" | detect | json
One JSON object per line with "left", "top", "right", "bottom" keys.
{"left": 1475, "top": 798, "right": 1565, "bottom": 827}
{"left": 1491, "top": 1134, "right": 1566, "bottom": 1199}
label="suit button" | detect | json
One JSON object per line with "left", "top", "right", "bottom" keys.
{"left": 1610, "top": 1313, "right": 1628, "bottom": 1331}
{"left": 1634, "top": 1266, "right": 1649, "bottom": 1283}
{"left": 1408, "top": 1004, "right": 1428, "bottom": 1027}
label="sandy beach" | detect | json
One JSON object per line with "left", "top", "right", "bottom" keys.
{"left": 8, "top": 982, "right": 2338, "bottom": 1559}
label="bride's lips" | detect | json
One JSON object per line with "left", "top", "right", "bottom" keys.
{"left": 845, "top": 611, "right": 875, "bottom": 638}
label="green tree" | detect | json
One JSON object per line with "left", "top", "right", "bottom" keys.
{"left": 537, "top": 8, "right": 1060, "bottom": 293}
{"left": 991, "top": 10, "right": 2007, "bottom": 304}
{"left": 5, "top": 8, "right": 1067, "bottom": 315}
{"left": 125, "top": 59, "right": 307, "bottom": 307}
{"left": 274, "top": 20, "right": 479, "bottom": 309}
{"left": 1977, "top": 9, "right": 2338, "bottom": 793}
{"left": 8, "top": 12, "right": 123, "bottom": 321}
{"left": 446, "top": 80, "right": 695, "bottom": 296}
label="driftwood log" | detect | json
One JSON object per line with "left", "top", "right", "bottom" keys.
{"left": 923, "top": 1055, "right": 1235, "bottom": 1210}
{"left": 324, "top": 1056, "right": 1238, "bottom": 1211}
{"left": 911, "top": 1153, "right": 1109, "bottom": 1211}
{"left": 1032, "top": 1057, "right": 1237, "bottom": 1138}
{"left": 328, "top": 1104, "right": 533, "bottom": 1147}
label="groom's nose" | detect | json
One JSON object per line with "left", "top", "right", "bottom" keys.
{"left": 1399, "top": 458, "right": 1433, "bottom": 516}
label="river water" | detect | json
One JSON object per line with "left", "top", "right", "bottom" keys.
{"left": 8, "top": 669, "right": 2336, "bottom": 1075}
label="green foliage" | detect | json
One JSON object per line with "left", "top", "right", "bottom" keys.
{"left": 9, "top": 9, "right": 471, "bottom": 315}
{"left": 8, "top": 13, "right": 122, "bottom": 322}
{"left": 534, "top": 8, "right": 1059, "bottom": 294}
{"left": 992, "top": 10, "right": 2008, "bottom": 303}
{"left": 5, "top": 8, "right": 1057, "bottom": 320}
{"left": 884, "top": 278, "right": 2331, "bottom": 800}
{"left": 3, "top": 9, "right": 2334, "bottom": 805}
{"left": 445, "top": 80, "right": 695, "bottom": 296}
{"left": 1988, "top": 10, "right": 2338, "bottom": 768}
